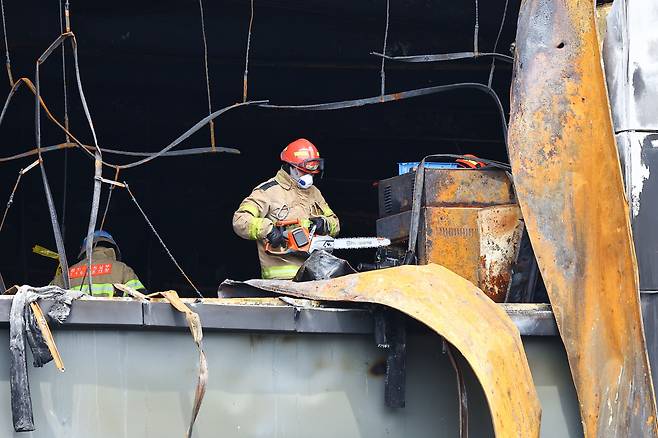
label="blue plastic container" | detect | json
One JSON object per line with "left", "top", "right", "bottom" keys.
{"left": 397, "top": 162, "right": 459, "bottom": 175}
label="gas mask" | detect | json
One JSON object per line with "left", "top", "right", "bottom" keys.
{"left": 290, "top": 166, "right": 314, "bottom": 189}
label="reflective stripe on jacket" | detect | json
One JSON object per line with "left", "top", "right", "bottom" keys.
{"left": 232, "top": 169, "right": 340, "bottom": 279}
{"left": 51, "top": 247, "right": 145, "bottom": 297}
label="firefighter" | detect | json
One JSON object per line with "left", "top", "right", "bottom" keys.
{"left": 51, "top": 230, "right": 145, "bottom": 296}
{"left": 233, "top": 138, "right": 340, "bottom": 279}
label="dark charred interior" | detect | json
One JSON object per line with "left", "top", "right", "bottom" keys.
{"left": 0, "top": 0, "right": 520, "bottom": 295}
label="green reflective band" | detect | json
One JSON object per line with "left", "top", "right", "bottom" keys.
{"left": 71, "top": 283, "right": 115, "bottom": 297}
{"left": 124, "top": 279, "right": 145, "bottom": 290}
{"left": 321, "top": 205, "right": 335, "bottom": 217}
{"left": 300, "top": 218, "right": 312, "bottom": 229}
{"left": 249, "top": 217, "right": 267, "bottom": 240}
{"left": 328, "top": 218, "right": 339, "bottom": 236}
{"left": 261, "top": 265, "right": 300, "bottom": 279}
{"left": 238, "top": 202, "right": 260, "bottom": 218}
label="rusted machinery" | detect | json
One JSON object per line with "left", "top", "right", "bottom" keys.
{"left": 376, "top": 167, "right": 526, "bottom": 302}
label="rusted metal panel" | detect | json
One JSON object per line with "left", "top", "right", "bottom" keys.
{"left": 421, "top": 207, "right": 481, "bottom": 284}
{"left": 245, "top": 264, "right": 541, "bottom": 437}
{"left": 379, "top": 205, "right": 523, "bottom": 302}
{"left": 478, "top": 206, "right": 525, "bottom": 302}
{"left": 508, "top": 0, "right": 658, "bottom": 436}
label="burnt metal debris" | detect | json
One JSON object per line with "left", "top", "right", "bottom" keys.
{"left": 245, "top": 264, "right": 542, "bottom": 437}
{"left": 8, "top": 285, "right": 83, "bottom": 432}
{"left": 508, "top": 0, "right": 658, "bottom": 436}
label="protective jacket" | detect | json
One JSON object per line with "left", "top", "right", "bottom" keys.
{"left": 233, "top": 169, "right": 340, "bottom": 279}
{"left": 51, "top": 247, "right": 145, "bottom": 297}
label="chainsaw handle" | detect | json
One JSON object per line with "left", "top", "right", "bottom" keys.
{"left": 275, "top": 219, "right": 301, "bottom": 227}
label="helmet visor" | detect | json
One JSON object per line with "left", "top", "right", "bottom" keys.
{"left": 296, "top": 157, "right": 324, "bottom": 174}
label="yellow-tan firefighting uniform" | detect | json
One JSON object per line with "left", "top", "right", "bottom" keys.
{"left": 233, "top": 169, "right": 340, "bottom": 279}
{"left": 51, "top": 247, "right": 145, "bottom": 297}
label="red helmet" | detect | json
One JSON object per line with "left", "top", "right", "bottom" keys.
{"left": 280, "top": 138, "right": 324, "bottom": 174}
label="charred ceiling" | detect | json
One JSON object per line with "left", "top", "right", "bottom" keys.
{"left": 0, "top": 0, "right": 519, "bottom": 293}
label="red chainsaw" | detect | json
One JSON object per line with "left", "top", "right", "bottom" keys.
{"left": 265, "top": 219, "right": 390, "bottom": 256}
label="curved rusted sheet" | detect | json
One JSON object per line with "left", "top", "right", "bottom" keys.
{"left": 246, "top": 264, "right": 541, "bottom": 437}
{"left": 508, "top": 0, "right": 658, "bottom": 436}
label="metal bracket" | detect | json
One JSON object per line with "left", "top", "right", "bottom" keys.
{"left": 373, "top": 308, "right": 407, "bottom": 408}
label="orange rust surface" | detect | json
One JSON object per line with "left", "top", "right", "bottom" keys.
{"left": 422, "top": 207, "right": 481, "bottom": 283}
{"left": 427, "top": 170, "right": 516, "bottom": 207}
{"left": 247, "top": 264, "right": 541, "bottom": 437}
{"left": 420, "top": 205, "right": 522, "bottom": 302}
{"left": 509, "top": 0, "right": 658, "bottom": 436}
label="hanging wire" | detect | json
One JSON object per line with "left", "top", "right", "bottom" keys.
{"left": 58, "top": 0, "right": 70, "bottom": 239}
{"left": 0, "top": 160, "right": 39, "bottom": 233}
{"left": 1, "top": 0, "right": 13, "bottom": 86}
{"left": 488, "top": 0, "right": 510, "bottom": 87}
{"left": 473, "top": 0, "right": 479, "bottom": 54}
{"left": 242, "top": 0, "right": 254, "bottom": 102}
{"left": 379, "top": 0, "right": 390, "bottom": 97}
{"left": 445, "top": 339, "right": 469, "bottom": 438}
{"left": 64, "top": 0, "right": 70, "bottom": 32}
{"left": 124, "top": 182, "right": 203, "bottom": 297}
{"left": 35, "top": 54, "right": 71, "bottom": 288}
{"left": 0, "top": 143, "right": 240, "bottom": 163}
{"left": 0, "top": 75, "right": 257, "bottom": 168}
{"left": 197, "top": 0, "right": 215, "bottom": 149}
{"left": 98, "top": 167, "right": 119, "bottom": 231}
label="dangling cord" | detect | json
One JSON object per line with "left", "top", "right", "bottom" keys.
{"left": 197, "top": 0, "right": 215, "bottom": 150}
{"left": 473, "top": 0, "right": 479, "bottom": 55}
{"left": 125, "top": 182, "right": 203, "bottom": 297}
{"left": 445, "top": 339, "right": 469, "bottom": 438}
{"left": 0, "top": 160, "right": 39, "bottom": 233}
{"left": 379, "top": 0, "right": 390, "bottom": 99}
{"left": 1, "top": 0, "right": 13, "bottom": 86}
{"left": 488, "top": 0, "right": 509, "bottom": 88}
{"left": 35, "top": 60, "right": 70, "bottom": 288}
{"left": 64, "top": 0, "right": 70, "bottom": 32}
{"left": 59, "top": 0, "right": 70, "bottom": 239}
{"left": 99, "top": 167, "right": 119, "bottom": 231}
{"left": 242, "top": 0, "right": 254, "bottom": 102}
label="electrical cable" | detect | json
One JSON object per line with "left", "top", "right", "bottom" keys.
{"left": 380, "top": 0, "right": 390, "bottom": 97}
{"left": 35, "top": 55, "right": 71, "bottom": 289}
{"left": 0, "top": 160, "right": 38, "bottom": 233}
{"left": 259, "top": 82, "right": 508, "bottom": 144}
{"left": 197, "top": 0, "right": 215, "bottom": 149}
{"left": 0, "top": 143, "right": 240, "bottom": 163}
{"left": 99, "top": 168, "right": 119, "bottom": 231}
{"left": 488, "top": 0, "right": 510, "bottom": 87}
{"left": 58, "top": 0, "right": 70, "bottom": 239}
{"left": 445, "top": 339, "right": 469, "bottom": 438}
{"left": 0, "top": 0, "right": 12, "bottom": 86}
{"left": 243, "top": 0, "right": 254, "bottom": 102}
{"left": 473, "top": 0, "right": 479, "bottom": 54}
{"left": 0, "top": 72, "right": 251, "bottom": 169}
{"left": 124, "top": 182, "right": 203, "bottom": 297}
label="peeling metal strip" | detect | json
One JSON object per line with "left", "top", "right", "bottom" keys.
{"left": 245, "top": 264, "right": 541, "bottom": 437}
{"left": 508, "top": 0, "right": 658, "bottom": 435}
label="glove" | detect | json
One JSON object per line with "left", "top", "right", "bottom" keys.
{"left": 310, "top": 217, "right": 329, "bottom": 235}
{"left": 266, "top": 226, "right": 285, "bottom": 247}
